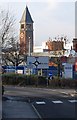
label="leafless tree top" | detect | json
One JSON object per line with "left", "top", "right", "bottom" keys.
{"left": 0, "top": 9, "right": 18, "bottom": 49}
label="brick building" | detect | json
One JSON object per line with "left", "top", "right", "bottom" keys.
{"left": 46, "top": 40, "right": 64, "bottom": 51}
{"left": 73, "top": 38, "right": 77, "bottom": 52}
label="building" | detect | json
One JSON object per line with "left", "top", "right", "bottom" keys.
{"left": 46, "top": 39, "right": 64, "bottom": 51}
{"left": 20, "top": 6, "right": 34, "bottom": 54}
{"left": 33, "top": 40, "right": 65, "bottom": 57}
{"left": 73, "top": 38, "right": 77, "bottom": 52}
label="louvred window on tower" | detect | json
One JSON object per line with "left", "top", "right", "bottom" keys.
{"left": 21, "top": 24, "right": 24, "bottom": 29}
{"left": 76, "top": 44, "right": 77, "bottom": 52}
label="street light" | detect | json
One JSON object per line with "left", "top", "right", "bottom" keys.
{"left": 14, "top": 52, "right": 18, "bottom": 74}
{"left": 57, "top": 57, "right": 61, "bottom": 78}
{"left": 28, "top": 37, "right": 31, "bottom": 75}
{"left": 29, "top": 37, "right": 31, "bottom": 56}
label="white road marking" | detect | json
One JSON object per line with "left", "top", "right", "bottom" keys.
{"left": 68, "top": 100, "right": 77, "bottom": 103}
{"left": 36, "top": 101, "right": 46, "bottom": 104}
{"left": 70, "top": 94, "right": 75, "bottom": 97}
{"left": 52, "top": 101, "right": 63, "bottom": 104}
{"left": 61, "top": 92, "right": 68, "bottom": 95}
{"left": 52, "top": 90, "right": 56, "bottom": 91}
{"left": 5, "top": 91, "right": 10, "bottom": 93}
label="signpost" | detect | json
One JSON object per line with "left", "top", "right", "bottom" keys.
{"left": 49, "top": 72, "right": 53, "bottom": 80}
{"left": 64, "top": 63, "right": 73, "bottom": 79}
{"left": 27, "top": 56, "right": 49, "bottom": 75}
{"left": 27, "top": 56, "right": 49, "bottom": 69}
{"left": 27, "top": 56, "right": 49, "bottom": 86}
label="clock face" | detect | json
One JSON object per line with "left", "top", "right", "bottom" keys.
{"left": 20, "top": 32, "right": 24, "bottom": 39}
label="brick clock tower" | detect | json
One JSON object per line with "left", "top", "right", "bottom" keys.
{"left": 20, "top": 6, "right": 34, "bottom": 54}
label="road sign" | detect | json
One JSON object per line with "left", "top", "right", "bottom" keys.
{"left": 49, "top": 72, "right": 52, "bottom": 77}
{"left": 27, "top": 56, "right": 49, "bottom": 69}
{"left": 64, "top": 63, "right": 73, "bottom": 79}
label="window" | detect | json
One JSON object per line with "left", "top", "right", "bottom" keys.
{"left": 76, "top": 44, "right": 77, "bottom": 52}
{"left": 21, "top": 24, "right": 24, "bottom": 29}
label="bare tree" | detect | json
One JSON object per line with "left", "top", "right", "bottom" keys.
{"left": 0, "top": 9, "right": 26, "bottom": 66}
{"left": 0, "top": 10, "right": 17, "bottom": 48}
{"left": 2, "top": 49, "right": 25, "bottom": 66}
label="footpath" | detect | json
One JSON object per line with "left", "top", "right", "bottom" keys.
{"left": 2, "top": 96, "right": 39, "bottom": 119}
{"left": 0, "top": 98, "right": 2, "bottom": 120}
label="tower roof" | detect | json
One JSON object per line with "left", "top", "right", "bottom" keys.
{"left": 20, "top": 6, "right": 33, "bottom": 23}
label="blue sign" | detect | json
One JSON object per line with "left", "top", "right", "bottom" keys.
{"left": 49, "top": 72, "right": 52, "bottom": 77}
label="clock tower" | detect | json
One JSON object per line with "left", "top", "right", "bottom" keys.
{"left": 20, "top": 6, "right": 34, "bottom": 54}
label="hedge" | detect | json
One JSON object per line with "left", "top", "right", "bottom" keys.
{"left": 2, "top": 73, "right": 47, "bottom": 86}
{"left": 2, "top": 73, "right": 77, "bottom": 88}
{"left": 50, "top": 78, "right": 77, "bottom": 88}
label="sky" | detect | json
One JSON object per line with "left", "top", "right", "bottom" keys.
{"left": 0, "top": 0, "right": 76, "bottom": 49}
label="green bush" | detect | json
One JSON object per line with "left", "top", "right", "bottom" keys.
{"left": 2, "top": 74, "right": 47, "bottom": 86}
{"left": 2, "top": 73, "right": 77, "bottom": 88}
{"left": 38, "top": 76, "right": 47, "bottom": 85}
{"left": 2, "top": 73, "right": 24, "bottom": 85}
{"left": 50, "top": 78, "right": 77, "bottom": 88}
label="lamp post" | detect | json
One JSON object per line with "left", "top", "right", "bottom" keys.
{"left": 14, "top": 52, "right": 18, "bottom": 74}
{"left": 29, "top": 37, "right": 31, "bottom": 56}
{"left": 15, "top": 61, "right": 16, "bottom": 74}
{"left": 15, "top": 52, "right": 17, "bottom": 74}
{"left": 57, "top": 57, "right": 61, "bottom": 78}
{"left": 28, "top": 37, "right": 31, "bottom": 75}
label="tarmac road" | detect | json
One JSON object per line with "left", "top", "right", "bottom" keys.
{"left": 4, "top": 85, "right": 77, "bottom": 98}
{"left": 32, "top": 96, "right": 77, "bottom": 120}
{"left": 2, "top": 86, "right": 77, "bottom": 120}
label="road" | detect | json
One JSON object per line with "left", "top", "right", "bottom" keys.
{"left": 4, "top": 85, "right": 77, "bottom": 98}
{"left": 2, "top": 86, "right": 77, "bottom": 120}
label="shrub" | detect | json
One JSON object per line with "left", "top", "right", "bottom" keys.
{"left": 2, "top": 73, "right": 47, "bottom": 86}
{"left": 2, "top": 73, "right": 23, "bottom": 85}
{"left": 50, "top": 78, "right": 77, "bottom": 88}
{"left": 2, "top": 73, "right": 77, "bottom": 88}
{"left": 38, "top": 76, "right": 47, "bottom": 85}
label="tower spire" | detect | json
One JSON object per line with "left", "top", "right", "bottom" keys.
{"left": 20, "top": 6, "right": 33, "bottom": 23}
{"left": 20, "top": 6, "right": 34, "bottom": 54}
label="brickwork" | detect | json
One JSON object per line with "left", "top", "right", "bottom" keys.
{"left": 46, "top": 40, "right": 64, "bottom": 51}
{"left": 73, "top": 38, "right": 77, "bottom": 52}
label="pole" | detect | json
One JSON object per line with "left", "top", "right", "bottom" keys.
{"left": 41, "top": 69, "right": 42, "bottom": 76}
{"left": 29, "top": 37, "right": 31, "bottom": 56}
{"left": 58, "top": 58, "right": 60, "bottom": 78}
{"left": 29, "top": 37, "right": 31, "bottom": 75}
{"left": 15, "top": 61, "right": 16, "bottom": 74}
{"left": 15, "top": 52, "right": 17, "bottom": 74}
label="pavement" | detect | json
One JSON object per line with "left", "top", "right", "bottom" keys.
{"left": 0, "top": 99, "right": 2, "bottom": 120}
{"left": 2, "top": 96, "right": 39, "bottom": 119}
{"left": 56, "top": 89, "right": 77, "bottom": 97}
{"left": 2, "top": 95, "right": 77, "bottom": 120}
{"left": 4, "top": 85, "right": 77, "bottom": 98}
{"left": 0, "top": 81, "right": 2, "bottom": 120}
{"left": 2, "top": 86, "right": 77, "bottom": 120}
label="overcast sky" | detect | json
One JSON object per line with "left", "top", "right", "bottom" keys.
{"left": 0, "top": 0, "right": 76, "bottom": 48}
